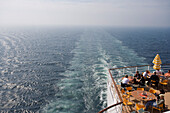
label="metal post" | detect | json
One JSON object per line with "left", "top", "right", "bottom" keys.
{"left": 148, "top": 66, "right": 150, "bottom": 70}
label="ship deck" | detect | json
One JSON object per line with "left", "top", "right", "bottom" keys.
{"left": 118, "top": 84, "right": 170, "bottom": 113}
{"left": 99, "top": 64, "right": 170, "bottom": 113}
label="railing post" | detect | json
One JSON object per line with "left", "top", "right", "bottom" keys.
{"left": 136, "top": 67, "right": 138, "bottom": 72}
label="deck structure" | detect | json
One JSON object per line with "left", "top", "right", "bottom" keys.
{"left": 99, "top": 64, "right": 170, "bottom": 113}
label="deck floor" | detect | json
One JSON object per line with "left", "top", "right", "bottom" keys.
{"left": 118, "top": 84, "right": 170, "bottom": 113}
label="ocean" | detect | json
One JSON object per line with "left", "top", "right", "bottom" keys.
{"left": 0, "top": 27, "right": 169, "bottom": 113}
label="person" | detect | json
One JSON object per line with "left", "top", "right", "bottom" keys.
{"left": 160, "top": 72, "right": 166, "bottom": 82}
{"left": 143, "top": 70, "right": 150, "bottom": 85}
{"left": 155, "top": 69, "right": 162, "bottom": 75}
{"left": 155, "top": 89, "right": 165, "bottom": 100}
{"left": 132, "top": 71, "right": 140, "bottom": 85}
{"left": 150, "top": 72, "right": 160, "bottom": 88}
{"left": 134, "top": 71, "right": 141, "bottom": 79}
{"left": 143, "top": 70, "right": 150, "bottom": 79}
{"left": 132, "top": 76, "right": 140, "bottom": 88}
{"left": 121, "top": 75, "right": 130, "bottom": 87}
{"left": 165, "top": 70, "right": 170, "bottom": 77}
{"left": 144, "top": 94, "right": 165, "bottom": 111}
{"left": 139, "top": 74, "right": 145, "bottom": 86}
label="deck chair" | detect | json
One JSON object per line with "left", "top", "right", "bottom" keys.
{"left": 137, "top": 88, "right": 144, "bottom": 91}
{"left": 121, "top": 89, "right": 128, "bottom": 98}
{"left": 121, "top": 89, "right": 131, "bottom": 100}
{"left": 123, "top": 98, "right": 133, "bottom": 106}
{"left": 126, "top": 86, "right": 133, "bottom": 95}
{"left": 135, "top": 103, "right": 145, "bottom": 113}
{"left": 151, "top": 80, "right": 156, "bottom": 85}
{"left": 149, "top": 88, "right": 156, "bottom": 94}
{"left": 152, "top": 103, "right": 164, "bottom": 113}
{"left": 151, "top": 80, "right": 158, "bottom": 89}
{"left": 123, "top": 97, "right": 134, "bottom": 111}
{"left": 160, "top": 80, "right": 168, "bottom": 89}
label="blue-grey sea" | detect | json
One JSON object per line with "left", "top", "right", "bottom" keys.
{"left": 0, "top": 27, "right": 169, "bottom": 113}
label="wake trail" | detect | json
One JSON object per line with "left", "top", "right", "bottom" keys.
{"left": 43, "top": 29, "right": 110, "bottom": 113}
{"left": 43, "top": 28, "right": 146, "bottom": 113}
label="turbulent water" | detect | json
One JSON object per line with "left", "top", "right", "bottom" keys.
{"left": 0, "top": 27, "right": 169, "bottom": 113}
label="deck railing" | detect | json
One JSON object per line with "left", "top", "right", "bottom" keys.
{"left": 98, "top": 64, "right": 170, "bottom": 113}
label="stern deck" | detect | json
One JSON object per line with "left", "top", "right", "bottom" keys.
{"left": 99, "top": 64, "right": 170, "bottom": 113}
{"left": 118, "top": 84, "right": 170, "bottom": 113}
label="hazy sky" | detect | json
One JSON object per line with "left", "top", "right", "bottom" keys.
{"left": 0, "top": 0, "right": 170, "bottom": 27}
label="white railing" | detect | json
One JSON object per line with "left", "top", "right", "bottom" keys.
{"left": 107, "top": 73, "right": 122, "bottom": 113}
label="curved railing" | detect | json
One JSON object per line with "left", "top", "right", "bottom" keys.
{"left": 98, "top": 68, "right": 123, "bottom": 113}
{"left": 98, "top": 63, "right": 170, "bottom": 113}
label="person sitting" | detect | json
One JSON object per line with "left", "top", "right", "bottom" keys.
{"left": 144, "top": 94, "right": 165, "bottom": 111}
{"left": 133, "top": 76, "right": 140, "bottom": 84}
{"left": 143, "top": 70, "right": 150, "bottom": 79}
{"left": 165, "top": 70, "right": 170, "bottom": 78}
{"left": 131, "top": 75, "right": 140, "bottom": 89}
{"left": 155, "top": 89, "right": 165, "bottom": 100}
{"left": 139, "top": 74, "right": 145, "bottom": 86}
{"left": 121, "top": 75, "right": 130, "bottom": 87}
{"left": 150, "top": 72, "right": 160, "bottom": 88}
{"left": 160, "top": 72, "right": 166, "bottom": 82}
{"left": 134, "top": 71, "right": 141, "bottom": 79}
{"left": 143, "top": 70, "right": 150, "bottom": 85}
{"left": 155, "top": 69, "right": 162, "bottom": 75}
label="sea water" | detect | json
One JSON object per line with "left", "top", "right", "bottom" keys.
{"left": 0, "top": 27, "right": 169, "bottom": 113}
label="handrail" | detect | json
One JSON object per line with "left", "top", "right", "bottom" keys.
{"left": 98, "top": 63, "right": 170, "bottom": 113}
{"left": 98, "top": 69, "right": 123, "bottom": 113}
{"left": 98, "top": 102, "right": 123, "bottom": 113}
{"left": 108, "top": 69, "right": 123, "bottom": 102}
{"left": 109, "top": 63, "right": 170, "bottom": 71}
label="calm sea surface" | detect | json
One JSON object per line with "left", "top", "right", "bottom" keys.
{"left": 0, "top": 27, "right": 169, "bottom": 113}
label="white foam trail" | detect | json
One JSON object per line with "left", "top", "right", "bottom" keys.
{"left": 43, "top": 28, "right": 147, "bottom": 113}
{"left": 91, "top": 46, "right": 111, "bottom": 109}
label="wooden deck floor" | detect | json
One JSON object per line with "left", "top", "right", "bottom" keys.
{"left": 118, "top": 84, "right": 170, "bottom": 113}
